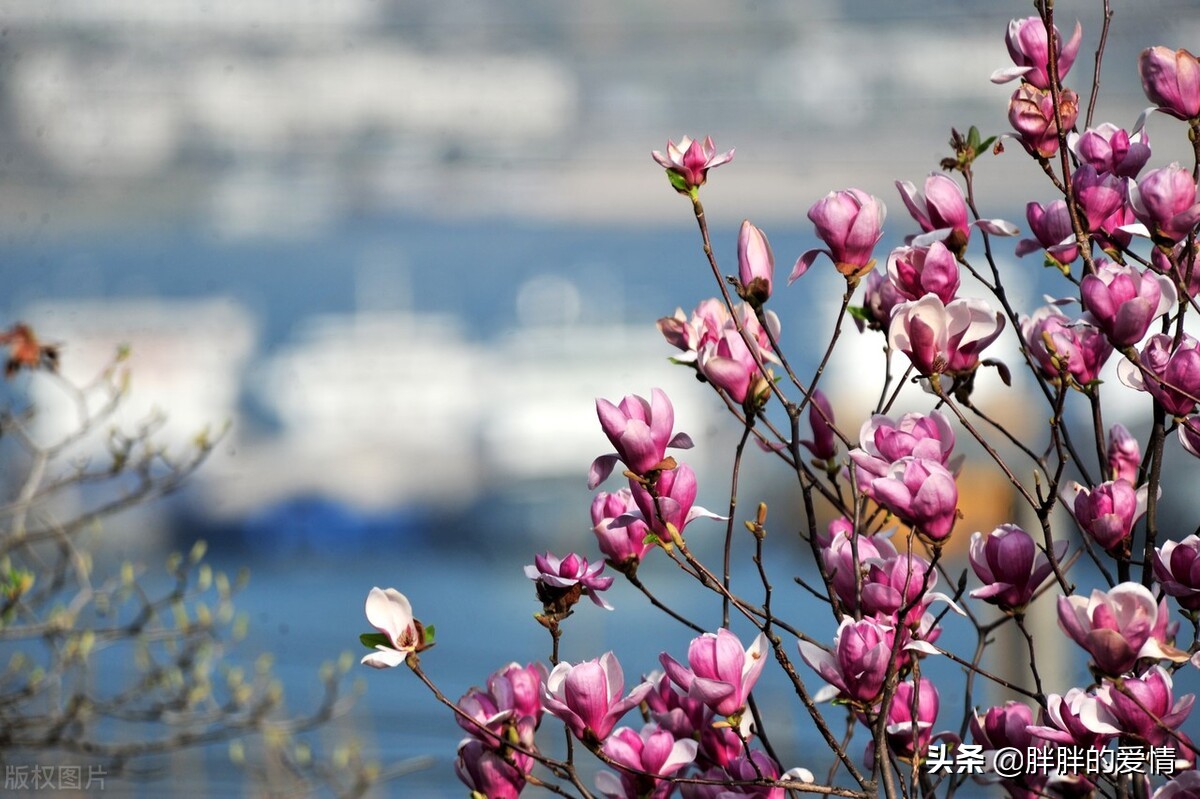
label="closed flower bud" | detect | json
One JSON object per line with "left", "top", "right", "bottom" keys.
{"left": 1139, "top": 47, "right": 1200, "bottom": 121}
{"left": 737, "top": 220, "right": 774, "bottom": 304}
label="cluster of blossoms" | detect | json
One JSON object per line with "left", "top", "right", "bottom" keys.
{"left": 356, "top": 11, "right": 1200, "bottom": 799}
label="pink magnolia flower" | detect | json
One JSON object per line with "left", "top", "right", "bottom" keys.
{"left": 651, "top": 136, "right": 734, "bottom": 194}
{"left": 457, "top": 662, "right": 547, "bottom": 748}
{"left": 793, "top": 188, "right": 887, "bottom": 282}
{"left": 799, "top": 617, "right": 936, "bottom": 705}
{"left": 991, "top": 17, "right": 1083, "bottom": 90}
{"left": 1069, "top": 123, "right": 1152, "bottom": 178}
{"left": 1139, "top": 47, "right": 1200, "bottom": 120}
{"left": 969, "top": 524, "right": 1066, "bottom": 611}
{"left": 737, "top": 220, "right": 774, "bottom": 304}
{"left": 888, "top": 294, "right": 1005, "bottom": 378}
{"left": 1027, "top": 688, "right": 1116, "bottom": 749}
{"left": 1107, "top": 423, "right": 1141, "bottom": 483}
{"left": 897, "top": 174, "right": 969, "bottom": 252}
{"left": 800, "top": 389, "right": 838, "bottom": 462}
{"left": 592, "top": 489, "right": 653, "bottom": 568}
{"left": 690, "top": 751, "right": 813, "bottom": 799}
{"left": 1090, "top": 666, "right": 1195, "bottom": 748}
{"left": 896, "top": 174, "right": 1018, "bottom": 254}
{"left": 820, "top": 528, "right": 898, "bottom": 614}
{"left": 525, "top": 551, "right": 615, "bottom": 611}
{"left": 698, "top": 725, "right": 746, "bottom": 769}
{"left": 886, "top": 242, "right": 961, "bottom": 304}
{"left": 1118, "top": 333, "right": 1200, "bottom": 417}
{"left": 1009, "top": 83, "right": 1079, "bottom": 158}
{"left": 1020, "top": 302, "right": 1113, "bottom": 387}
{"left": 1153, "top": 770, "right": 1200, "bottom": 799}
{"left": 870, "top": 458, "right": 959, "bottom": 540}
{"left": 642, "top": 670, "right": 711, "bottom": 741}
{"left": 1096, "top": 201, "right": 1138, "bottom": 254}
{"left": 1129, "top": 164, "right": 1200, "bottom": 244}
{"left": 660, "top": 628, "right": 769, "bottom": 719}
{"left": 1069, "top": 479, "right": 1149, "bottom": 552}
{"left": 659, "top": 301, "right": 780, "bottom": 369}
{"left": 590, "top": 389, "right": 694, "bottom": 488}
{"left": 970, "top": 702, "right": 1054, "bottom": 799}
{"left": 970, "top": 701, "right": 1040, "bottom": 752}
{"left": 1015, "top": 200, "right": 1079, "bottom": 266}
{"left": 881, "top": 678, "right": 943, "bottom": 762}
{"left": 850, "top": 411, "right": 957, "bottom": 485}
{"left": 627, "top": 463, "right": 723, "bottom": 539}
{"left": 542, "top": 653, "right": 652, "bottom": 744}
{"left": 1057, "top": 582, "right": 1188, "bottom": 676}
{"left": 1180, "top": 415, "right": 1200, "bottom": 458}
{"left": 1154, "top": 535, "right": 1200, "bottom": 611}
{"left": 1071, "top": 165, "right": 1127, "bottom": 233}
{"left": 858, "top": 270, "right": 907, "bottom": 332}
{"left": 1151, "top": 242, "right": 1200, "bottom": 299}
{"left": 596, "top": 723, "right": 698, "bottom": 799}
{"left": 697, "top": 323, "right": 771, "bottom": 404}
{"left": 658, "top": 298, "right": 730, "bottom": 357}
{"left": 857, "top": 550, "right": 956, "bottom": 627}
{"left": 455, "top": 738, "right": 532, "bottom": 799}
{"left": 361, "top": 587, "right": 423, "bottom": 669}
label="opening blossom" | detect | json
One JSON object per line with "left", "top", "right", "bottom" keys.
{"left": 626, "top": 463, "right": 724, "bottom": 540}
{"left": 1090, "top": 666, "right": 1196, "bottom": 750}
{"left": 542, "top": 652, "right": 652, "bottom": 744}
{"left": 849, "top": 411, "right": 957, "bottom": 486}
{"left": 651, "top": 136, "right": 734, "bottom": 195}
{"left": 799, "top": 617, "right": 937, "bottom": 706}
{"left": 456, "top": 661, "right": 547, "bottom": 749}
{"left": 1082, "top": 261, "right": 1177, "bottom": 348}
{"left": 455, "top": 738, "right": 532, "bottom": 799}
{"left": 896, "top": 174, "right": 1017, "bottom": 255}
{"left": 361, "top": 587, "right": 425, "bottom": 669}
{"left": 1027, "top": 688, "right": 1116, "bottom": 750}
{"left": 1057, "top": 582, "right": 1189, "bottom": 677}
{"left": 660, "top": 628, "right": 769, "bottom": 722}
{"left": 1117, "top": 333, "right": 1200, "bottom": 417}
{"left": 595, "top": 723, "right": 698, "bottom": 799}
{"left": 1154, "top": 535, "right": 1200, "bottom": 611}
{"left": 1069, "top": 123, "right": 1152, "bottom": 179}
{"left": 1020, "top": 302, "right": 1113, "bottom": 387}
{"left": 525, "top": 551, "right": 615, "bottom": 612}
{"left": 1008, "top": 83, "right": 1079, "bottom": 158}
{"left": 590, "top": 388, "right": 694, "bottom": 488}
{"left": 792, "top": 189, "right": 887, "bottom": 282}
{"left": 1016, "top": 200, "right": 1078, "bottom": 266}
{"left": 1071, "top": 165, "right": 1127, "bottom": 233}
{"left": 991, "top": 16, "right": 1083, "bottom": 90}
{"left": 591, "top": 488, "right": 653, "bottom": 569}
{"left": 888, "top": 294, "right": 1005, "bottom": 378}
{"left": 886, "top": 242, "right": 961, "bottom": 305}
{"left": 1069, "top": 479, "right": 1149, "bottom": 553}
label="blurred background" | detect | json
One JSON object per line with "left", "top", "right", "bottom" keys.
{"left": 2, "top": 1, "right": 1198, "bottom": 796}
